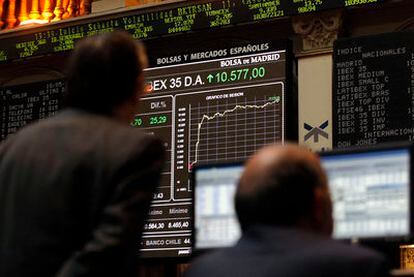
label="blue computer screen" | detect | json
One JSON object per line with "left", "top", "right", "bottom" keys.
{"left": 194, "top": 165, "right": 243, "bottom": 249}
{"left": 195, "top": 148, "right": 411, "bottom": 249}
{"left": 320, "top": 148, "right": 410, "bottom": 239}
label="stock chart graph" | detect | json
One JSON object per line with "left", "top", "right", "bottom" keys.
{"left": 133, "top": 44, "right": 288, "bottom": 258}
{"left": 188, "top": 86, "right": 283, "bottom": 168}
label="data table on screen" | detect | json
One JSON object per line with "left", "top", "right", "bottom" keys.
{"left": 321, "top": 149, "right": 410, "bottom": 240}
{"left": 194, "top": 165, "right": 243, "bottom": 249}
{"left": 135, "top": 46, "right": 287, "bottom": 257}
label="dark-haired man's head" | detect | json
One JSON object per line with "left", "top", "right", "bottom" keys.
{"left": 235, "top": 144, "right": 333, "bottom": 236}
{"left": 65, "top": 31, "right": 148, "bottom": 122}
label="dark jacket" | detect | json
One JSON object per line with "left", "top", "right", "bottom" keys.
{"left": 186, "top": 225, "right": 390, "bottom": 277}
{"left": 0, "top": 108, "right": 165, "bottom": 276}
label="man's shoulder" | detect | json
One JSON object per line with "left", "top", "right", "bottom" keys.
{"left": 273, "top": 229, "right": 388, "bottom": 276}
{"left": 22, "top": 109, "right": 148, "bottom": 140}
{"left": 308, "top": 236, "right": 385, "bottom": 263}
{"left": 1, "top": 109, "right": 162, "bottom": 159}
{"left": 186, "top": 231, "right": 389, "bottom": 277}
{"left": 301, "top": 238, "right": 389, "bottom": 276}
{"left": 262, "top": 227, "right": 386, "bottom": 263}
{"left": 185, "top": 249, "right": 235, "bottom": 277}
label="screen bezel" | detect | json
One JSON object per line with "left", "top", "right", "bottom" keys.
{"left": 191, "top": 161, "right": 245, "bottom": 257}
{"left": 140, "top": 31, "right": 295, "bottom": 260}
{"left": 318, "top": 142, "right": 414, "bottom": 243}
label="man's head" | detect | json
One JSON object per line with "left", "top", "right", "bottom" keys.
{"left": 235, "top": 144, "right": 333, "bottom": 236}
{"left": 65, "top": 31, "right": 148, "bottom": 121}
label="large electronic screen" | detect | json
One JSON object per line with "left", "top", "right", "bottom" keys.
{"left": 320, "top": 145, "right": 412, "bottom": 240}
{"left": 0, "top": 80, "right": 64, "bottom": 140}
{"left": 193, "top": 145, "right": 412, "bottom": 250}
{"left": 193, "top": 164, "right": 243, "bottom": 250}
{"left": 0, "top": 0, "right": 383, "bottom": 63}
{"left": 333, "top": 32, "right": 414, "bottom": 148}
{"left": 135, "top": 40, "right": 289, "bottom": 258}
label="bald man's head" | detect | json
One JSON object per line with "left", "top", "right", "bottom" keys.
{"left": 235, "top": 144, "right": 333, "bottom": 236}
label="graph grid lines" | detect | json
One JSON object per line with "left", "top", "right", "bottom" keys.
{"left": 189, "top": 95, "right": 282, "bottom": 167}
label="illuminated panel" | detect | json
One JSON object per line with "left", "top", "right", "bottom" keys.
{"left": 321, "top": 148, "right": 410, "bottom": 239}
{"left": 194, "top": 164, "right": 243, "bottom": 249}
{"left": 0, "top": 0, "right": 383, "bottom": 62}
{"left": 333, "top": 32, "right": 414, "bottom": 147}
{"left": 134, "top": 40, "right": 288, "bottom": 258}
{"left": 0, "top": 80, "right": 64, "bottom": 140}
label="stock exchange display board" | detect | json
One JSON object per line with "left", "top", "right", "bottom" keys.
{"left": 333, "top": 32, "right": 414, "bottom": 148}
{"left": 0, "top": 0, "right": 382, "bottom": 62}
{"left": 0, "top": 41, "right": 290, "bottom": 258}
{"left": 137, "top": 41, "right": 289, "bottom": 257}
{"left": 0, "top": 80, "right": 64, "bottom": 140}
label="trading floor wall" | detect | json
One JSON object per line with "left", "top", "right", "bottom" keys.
{"left": 0, "top": 0, "right": 413, "bottom": 276}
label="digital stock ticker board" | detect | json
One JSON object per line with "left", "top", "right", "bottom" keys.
{"left": 0, "top": 0, "right": 382, "bottom": 63}
{"left": 333, "top": 32, "right": 414, "bottom": 148}
{"left": 136, "top": 41, "right": 289, "bottom": 257}
{"left": 0, "top": 0, "right": 384, "bottom": 260}
{"left": 0, "top": 42, "right": 289, "bottom": 259}
{"left": 0, "top": 80, "right": 64, "bottom": 140}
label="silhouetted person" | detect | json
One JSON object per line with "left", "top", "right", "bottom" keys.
{"left": 186, "top": 144, "right": 389, "bottom": 277}
{"left": 0, "top": 32, "right": 165, "bottom": 276}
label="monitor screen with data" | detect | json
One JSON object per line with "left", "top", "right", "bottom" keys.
{"left": 193, "top": 164, "right": 243, "bottom": 250}
{"left": 320, "top": 145, "right": 412, "bottom": 240}
{"left": 137, "top": 38, "right": 290, "bottom": 258}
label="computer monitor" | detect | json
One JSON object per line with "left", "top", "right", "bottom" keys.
{"left": 193, "top": 163, "right": 243, "bottom": 250}
{"left": 319, "top": 143, "right": 413, "bottom": 240}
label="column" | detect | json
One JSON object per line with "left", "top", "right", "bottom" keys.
{"left": 29, "top": 0, "right": 41, "bottom": 20}
{"left": 18, "top": 0, "right": 29, "bottom": 23}
{"left": 0, "top": 0, "right": 5, "bottom": 28}
{"left": 65, "top": 0, "right": 77, "bottom": 18}
{"left": 79, "top": 0, "right": 91, "bottom": 16}
{"left": 6, "top": 0, "right": 17, "bottom": 29}
{"left": 292, "top": 10, "right": 343, "bottom": 151}
{"left": 53, "top": 0, "right": 64, "bottom": 21}
{"left": 42, "top": 0, "right": 54, "bottom": 21}
{"left": 62, "top": 0, "right": 70, "bottom": 19}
